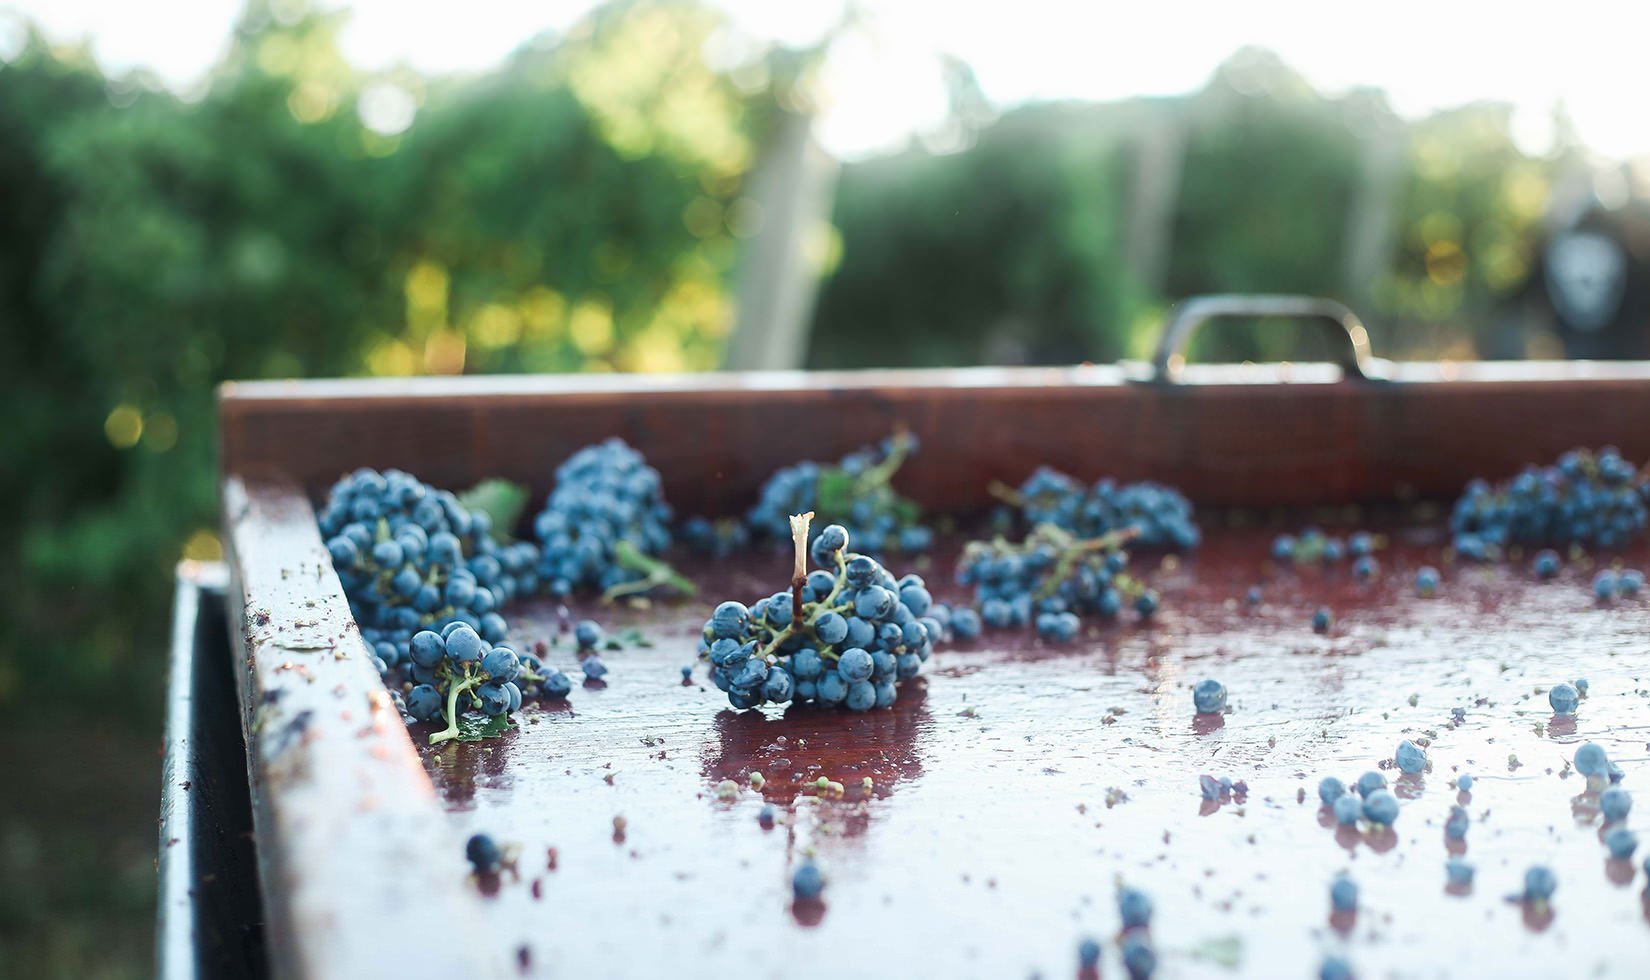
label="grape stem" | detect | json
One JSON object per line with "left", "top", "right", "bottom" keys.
{"left": 986, "top": 480, "right": 1025, "bottom": 507}
{"left": 855, "top": 430, "right": 913, "bottom": 492}
{"left": 602, "top": 539, "right": 698, "bottom": 602}
{"left": 788, "top": 512, "right": 813, "bottom": 630}
{"left": 430, "top": 665, "right": 482, "bottom": 745}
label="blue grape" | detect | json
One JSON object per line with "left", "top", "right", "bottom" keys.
{"left": 1395, "top": 739, "right": 1427, "bottom": 774}
{"left": 532, "top": 438, "right": 676, "bottom": 596}
{"left": 1362, "top": 789, "right": 1399, "bottom": 825}
{"left": 465, "top": 833, "right": 502, "bottom": 874}
{"left": 482, "top": 646, "right": 521, "bottom": 683}
{"left": 1312, "top": 607, "right": 1333, "bottom": 633}
{"left": 792, "top": 862, "right": 825, "bottom": 900}
{"left": 1120, "top": 935, "right": 1156, "bottom": 979}
{"left": 1548, "top": 682, "right": 1579, "bottom": 715}
{"left": 1600, "top": 786, "right": 1632, "bottom": 823}
{"left": 1595, "top": 570, "right": 1618, "bottom": 600}
{"left": 1445, "top": 858, "right": 1474, "bottom": 888}
{"left": 407, "top": 684, "right": 442, "bottom": 721}
{"left": 1193, "top": 678, "right": 1227, "bottom": 714}
{"left": 581, "top": 656, "right": 609, "bottom": 680}
{"left": 1078, "top": 938, "right": 1101, "bottom": 970}
{"left": 1456, "top": 773, "right": 1473, "bottom": 791}
{"left": 1317, "top": 776, "right": 1346, "bottom": 805}
{"left": 950, "top": 607, "right": 982, "bottom": 640}
{"left": 475, "top": 683, "right": 510, "bottom": 717}
{"left": 574, "top": 619, "right": 605, "bottom": 649}
{"left": 1319, "top": 956, "right": 1353, "bottom": 980}
{"left": 1606, "top": 827, "right": 1639, "bottom": 860}
{"left": 1444, "top": 805, "right": 1469, "bottom": 841}
{"left": 1575, "top": 742, "right": 1609, "bottom": 778}
{"left": 1118, "top": 887, "right": 1152, "bottom": 928}
{"left": 1450, "top": 448, "right": 1649, "bottom": 553}
{"left": 1332, "top": 794, "right": 1362, "bottom": 825}
{"left": 1522, "top": 865, "right": 1557, "bottom": 902}
{"left": 1533, "top": 549, "right": 1561, "bottom": 579}
{"left": 1416, "top": 566, "right": 1440, "bottom": 597}
{"left": 837, "top": 648, "right": 874, "bottom": 683}
{"left": 1329, "top": 875, "right": 1357, "bottom": 912}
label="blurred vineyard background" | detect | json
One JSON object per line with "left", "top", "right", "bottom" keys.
{"left": 1, "top": 0, "right": 1642, "bottom": 974}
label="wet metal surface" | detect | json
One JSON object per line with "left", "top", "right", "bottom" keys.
{"left": 417, "top": 526, "right": 1650, "bottom": 979}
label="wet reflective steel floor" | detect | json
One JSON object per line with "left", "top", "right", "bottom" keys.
{"left": 416, "top": 524, "right": 1650, "bottom": 978}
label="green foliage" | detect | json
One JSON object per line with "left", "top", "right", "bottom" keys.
{"left": 0, "top": 0, "right": 770, "bottom": 727}
{"left": 810, "top": 105, "right": 1146, "bottom": 367}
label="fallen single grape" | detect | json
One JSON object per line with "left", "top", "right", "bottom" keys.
{"left": 1456, "top": 773, "right": 1474, "bottom": 791}
{"left": 1395, "top": 739, "right": 1427, "bottom": 774}
{"left": 1318, "top": 776, "right": 1346, "bottom": 805}
{"left": 1606, "top": 826, "right": 1639, "bottom": 860}
{"left": 1118, "top": 886, "right": 1153, "bottom": 928}
{"left": 466, "top": 832, "right": 502, "bottom": 874}
{"left": 1333, "top": 794, "right": 1362, "bottom": 825}
{"left": 792, "top": 861, "right": 825, "bottom": 900}
{"left": 1574, "top": 742, "right": 1609, "bottom": 778}
{"left": 1522, "top": 865, "right": 1557, "bottom": 902}
{"left": 1329, "top": 875, "right": 1358, "bottom": 912}
{"left": 1362, "top": 788, "right": 1399, "bottom": 825}
{"left": 1193, "top": 678, "right": 1228, "bottom": 714}
{"left": 1355, "top": 771, "right": 1386, "bottom": 797}
{"left": 1548, "top": 682, "right": 1579, "bottom": 715}
{"left": 1446, "top": 858, "right": 1474, "bottom": 888}
{"left": 1600, "top": 786, "right": 1632, "bottom": 823}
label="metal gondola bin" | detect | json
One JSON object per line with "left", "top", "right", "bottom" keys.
{"left": 165, "top": 296, "right": 1650, "bottom": 978}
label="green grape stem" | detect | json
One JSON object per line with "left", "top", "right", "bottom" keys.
{"left": 603, "top": 538, "right": 698, "bottom": 602}
{"left": 429, "top": 664, "right": 483, "bottom": 745}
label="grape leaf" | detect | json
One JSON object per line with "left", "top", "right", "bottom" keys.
{"left": 455, "top": 711, "right": 513, "bottom": 742}
{"left": 815, "top": 467, "right": 856, "bottom": 516}
{"left": 459, "top": 479, "right": 530, "bottom": 542}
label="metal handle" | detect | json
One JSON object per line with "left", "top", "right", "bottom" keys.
{"left": 1149, "top": 294, "right": 1382, "bottom": 383}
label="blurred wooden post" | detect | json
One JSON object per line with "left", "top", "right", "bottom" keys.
{"left": 723, "top": 109, "right": 839, "bottom": 370}
{"left": 1342, "top": 109, "right": 1405, "bottom": 309}
{"left": 1124, "top": 112, "right": 1187, "bottom": 294}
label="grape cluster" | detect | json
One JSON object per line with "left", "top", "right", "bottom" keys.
{"left": 533, "top": 439, "right": 676, "bottom": 597}
{"left": 745, "top": 432, "right": 933, "bottom": 556}
{"left": 695, "top": 516, "right": 946, "bottom": 712}
{"left": 1450, "top": 447, "right": 1649, "bottom": 557}
{"left": 320, "top": 468, "right": 540, "bottom": 670}
{"left": 400, "top": 624, "right": 572, "bottom": 743}
{"left": 956, "top": 524, "right": 1157, "bottom": 638}
{"left": 1269, "top": 527, "right": 1375, "bottom": 565}
{"left": 1005, "top": 466, "right": 1200, "bottom": 550}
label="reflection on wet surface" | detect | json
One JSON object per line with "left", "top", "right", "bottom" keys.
{"left": 415, "top": 525, "right": 1650, "bottom": 978}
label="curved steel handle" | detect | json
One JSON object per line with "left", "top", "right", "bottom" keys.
{"left": 1149, "top": 294, "right": 1382, "bottom": 383}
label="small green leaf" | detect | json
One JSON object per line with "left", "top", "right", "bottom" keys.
{"left": 459, "top": 479, "right": 531, "bottom": 542}
{"left": 1189, "top": 935, "right": 1243, "bottom": 969}
{"left": 454, "top": 711, "right": 513, "bottom": 742}
{"left": 816, "top": 467, "right": 856, "bottom": 516}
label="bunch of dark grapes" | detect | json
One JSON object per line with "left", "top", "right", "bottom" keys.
{"left": 745, "top": 431, "right": 933, "bottom": 556}
{"left": 678, "top": 515, "right": 750, "bottom": 558}
{"left": 401, "top": 623, "right": 572, "bottom": 744}
{"left": 957, "top": 524, "right": 1157, "bottom": 639}
{"left": 695, "top": 514, "right": 948, "bottom": 711}
{"left": 1450, "top": 447, "right": 1649, "bottom": 558}
{"left": 533, "top": 439, "right": 679, "bottom": 597}
{"left": 1001, "top": 466, "right": 1200, "bottom": 550}
{"left": 320, "top": 468, "right": 541, "bottom": 670}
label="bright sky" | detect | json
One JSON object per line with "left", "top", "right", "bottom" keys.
{"left": 6, "top": 0, "right": 1649, "bottom": 160}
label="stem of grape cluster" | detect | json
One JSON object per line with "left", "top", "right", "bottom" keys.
{"left": 789, "top": 512, "right": 812, "bottom": 630}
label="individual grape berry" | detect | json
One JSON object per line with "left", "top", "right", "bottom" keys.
{"left": 1574, "top": 677, "right": 1590, "bottom": 696}
{"left": 1036, "top": 610, "right": 1081, "bottom": 642}
{"left": 475, "top": 683, "right": 510, "bottom": 717}
{"left": 1318, "top": 776, "right": 1347, "bottom": 805}
{"left": 1319, "top": 955, "right": 1353, "bottom": 980}
{"left": 758, "top": 803, "right": 776, "bottom": 828}
{"left": 581, "top": 656, "right": 609, "bottom": 680}
{"left": 1355, "top": 771, "right": 1385, "bottom": 797}
{"left": 1077, "top": 937, "right": 1101, "bottom": 970}
{"left": 1352, "top": 555, "right": 1377, "bottom": 580}
{"left": 1312, "top": 607, "right": 1333, "bottom": 633}
{"left": 1118, "top": 887, "right": 1152, "bottom": 928}
{"left": 1574, "top": 742, "right": 1609, "bottom": 778}
{"left": 1444, "top": 805, "right": 1469, "bottom": 841}
{"left": 1594, "top": 570, "right": 1618, "bottom": 600}
{"left": 1606, "top": 826, "right": 1639, "bottom": 860}
{"left": 574, "top": 619, "right": 605, "bottom": 650}
{"left": 950, "top": 607, "right": 982, "bottom": 640}
{"left": 1416, "top": 566, "right": 1440, "bottom": 597}
{"left": 1120, "top": 935, "right": 1156, "bottom": 980}
{"left": 1193, "top": 679, "right": 1227, "bottom": 715}
{"left": 792, "top": 861, "right": 825, "bottom": 900}
{"left": 1455, "top": 773, "right": 1473, "bottom": 792}
{"left": 1362, "top": 788, "right": 1399, "bottom": 825}
{"left": 1395, "top": 739, "right": 1427, "bottom": 774}
{"left": 1622, "top": 569, "right": 1645, "bottom": 594}
{"left": 1445, "top": 858, "right": 1474, "bottom": 888}
{"left": 1600, "top": 786, "right": 1632, "bottom": 823}
{"left": 407, "top": 684, "right": 442, "bottom": 721}
{"left": 1245, "top": 585, "right": 1262, "bottom": 605}
{"left": 1548, "top": 682, "right": 1579, "bottom": 715}
{"left": 1272, "top": 534, "right": 1296, "bottom": 561}
{"left": 1522, "top": 865, "right": 1556, "bottom": 902}
{"left": 1533, "top": 549, "right": 1561, "bottom": 579}
{"left": 1332, "top": 794, "right": 1362, "bottom": 825}
{"left": 1134, "top": 590, "right": 1159, "bottom": 619}
{"left": 1329, "top": 875, "right": 1358, "bottom": 912}
{"left": 409, "top": 630, "right": 446, "bottom": 668}
{"left": 446, "top": 625, "right": 485, "bottom": 664}
{"left": 466, "top": 833, "right": 502, "bottom": 874}
{"left": 481, "top": 646, "right": 521, "bottom": 684}
{"left": 1348, "top": 531, "right": 1374, "bottom": 557}
{"left": 837, "top": 648, "right": 874, "bottom": 683}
